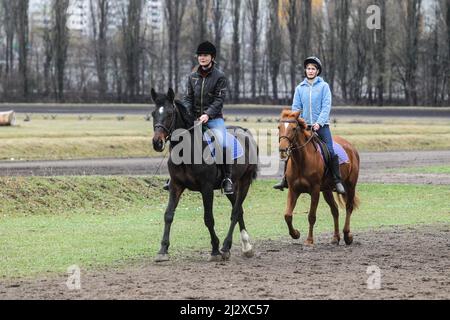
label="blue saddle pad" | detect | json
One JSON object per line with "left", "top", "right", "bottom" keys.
{"left": 316, "top": 141, "right": 350, "bottom": 165}
{"left": 203, "top": 132, "right": 244, "bottom": 161}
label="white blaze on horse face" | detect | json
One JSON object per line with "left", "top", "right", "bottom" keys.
{"left": 159, "top": 107, "right": 164, "bottom": 115}
{"left": 284, "top": 123, "right": 289, "bottom": 130}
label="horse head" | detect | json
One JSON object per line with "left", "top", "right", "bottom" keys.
{"left": 150, "top": 88, "right": 179, "bottom": 152}
{"left": 278, "top": 110, "right": 307, "bottom": 160}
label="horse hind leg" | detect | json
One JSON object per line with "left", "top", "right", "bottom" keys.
{"left": 239, "top": 213, "right": 254, "bottom": 258}
{"left": 222, "top": 182, "right": 252, "bottom": 260}
{"left": 228, "top": 193, "right": 254, "bottom": 258}
{"left": 323, "top": 191, "right": 341, "bottom": 245}
{"left": 343, "top": 186, "right": 357, "bottom": 245}
{"left": 201, "top": 188, "right": 222, "bottom": 262}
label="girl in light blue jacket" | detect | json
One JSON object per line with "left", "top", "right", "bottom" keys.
{"left": 274, "top": 57, "right": 346, "bottom": 195}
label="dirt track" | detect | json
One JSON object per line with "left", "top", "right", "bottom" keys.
{"left": 1, "top": 225, "right": 448, "bottom": 300}
{"left": 1, "top": 150, "right": 450, "bottom": 185}
{"left": 1, "top": 151, "right": 449, "bottom": 300}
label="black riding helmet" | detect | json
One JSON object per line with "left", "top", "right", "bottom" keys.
{"left": 304, "top": 56, "right": 323, "bottom": 76}
{"left": 196, "top": 41, "right": 217, "bottom": 58}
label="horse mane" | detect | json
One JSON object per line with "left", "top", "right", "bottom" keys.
{"left": 281, "top": 109, "right": 307, "bottom": 130}
{"left": 174, "top": 99, "right": 195, "bottom": 127}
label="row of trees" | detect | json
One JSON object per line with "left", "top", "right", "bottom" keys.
{"left": 0, "top": 0, "right": 449, "bottom": 105}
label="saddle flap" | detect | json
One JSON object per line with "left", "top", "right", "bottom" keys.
{"left": 203, "top": 131, "right": 244, "bottom": 161}
{"left": 315, "top": 139, "right": 350, "bottom": 166}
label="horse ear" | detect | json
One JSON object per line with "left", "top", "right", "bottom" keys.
{"left": 297, "top": 117, "right": 307, "bottom": 130}
{"left": 167, "top": 88, "right": 175, "bottom": 103}
{"left": 151, "top": 88, "right": 157, "bottom": 103}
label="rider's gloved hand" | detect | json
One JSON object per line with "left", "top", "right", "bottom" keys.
{"left": 199, "top": 114, "right": 210, "bottom": 124}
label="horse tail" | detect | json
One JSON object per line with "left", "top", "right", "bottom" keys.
{"left": 250, "top": 142, "right": 259, "bottom": 184}
{"left": 336, "top": 192, "right": 360, "bottom": 211}
{"left": 246, "top": 130, "right": 259, "bottom": 184}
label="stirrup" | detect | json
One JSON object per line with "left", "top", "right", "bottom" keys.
{"left": 273, "top": 178, "right": 288, "bottom": 191}
{"left": 222, "top": 178, "right": 234, "bottom": 195}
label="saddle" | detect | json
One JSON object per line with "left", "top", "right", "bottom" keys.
{"left": 313, "top": 133, "right": 332, "bottom": 168}
{"left": 312, "top": 133, "right": 350, "bottom": 169}
{"left": 203, "top": 126, "right": 245, "bottom": 162}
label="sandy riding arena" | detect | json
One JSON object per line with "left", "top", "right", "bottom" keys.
{"left": 1, "top": 225, "right": 448, "bottom": 300}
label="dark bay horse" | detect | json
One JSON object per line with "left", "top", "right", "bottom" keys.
{"left": 278, "top": 110, "right": 360, "bottom": 246}
{"left": 151, "top": 88, "right": 259, "bottom": 262}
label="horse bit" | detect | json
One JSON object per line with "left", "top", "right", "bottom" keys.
{"left": 279, "top": 119, "right": 316, "bottom": 161}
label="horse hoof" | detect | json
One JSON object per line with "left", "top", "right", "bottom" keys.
{"left": 221, "top": 251, "right": 231, "bottom": 261}
{"left": 304, "top": 239, "right": 314, "bottom": 247}
{"left": 208, "top": 254, "right": 223, "bottom": 263}
{"left": 331, "top": 236, "right": 341, "bottom": 245}
{"left": 155, "top": 254, "right": 170, "bottom": 263}
{"left": 291, "top": 230, "right": 301, "bottom": 240}
{"left": 344, "top": 233, "right": 354, "bottom": 245}
{"left": 242, "top": 249, "right": 254, "bottom": 258}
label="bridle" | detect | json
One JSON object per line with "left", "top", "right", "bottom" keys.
{"left": 153, "top": 102, "right": 201, "bottom": 142}
{"left": 153, "top": 102, "right": 179, "bottom": 141}
{"left": 279, "top": 119, "right": 315, "bottom": 161}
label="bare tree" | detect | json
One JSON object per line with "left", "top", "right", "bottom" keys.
{"left": 122, "top": 0, "right": 144, "bottom": 99}
{"left": 16, "top": 0, "right": 29, "bottom": 97}
{"left": 194, "top": 0, "right": 210, "bottom": 41}
{"left": 404, "top": 0, "right": 422, "bottom": 106}
{"left": 375, "top": 0, "right": 386, "bottom": 105}
{"left": 300, "top": 0, "right": 312, "bottom": 58}
{"left": 2, "top": 1, "right": 16, "bottom": 76}
{"left": 231, "top": 0, "right": 241, "bottom": 102}
{"left": 42, "top": 4, "right": 53, "bottom": 97}
{"left": 246, "top": 0, "right": 260, "bottom": 99}
{"left": 267, "top": 0, "right": 282, "bottom": 101}
{"left": 52, "top": 0, "right": 70, "bottom": 101}
{"left": 336, "top": 0, "right": 350, "bottom": 102}
{"left": 285, "top": 0, "right": 301, "bottom": 97}
{"left": 445, "top": 0, "right": 450, "bottom": 102}
{"left": 324, "top": 0, "right": 337, "bottom": 93}
{"left": 165, "top": 0, "right": 187, "bottom": 91}
{"left": 90, "top": 0, "right": 110, "bottom": 98}
{"left": 212, "top": 0, "right": 226, "bottom": 64}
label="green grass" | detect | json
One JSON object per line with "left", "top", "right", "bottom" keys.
{"left": 2, "top": 114, "right": 450, "bottom": 161}
{"left": 387, "top": 165, "right": 450, "bottom": 175}
{"left": 0, "top": 176, "right": 449, "bottom": 279}
{"left": 0, "top": 115, "right": 159, "bottom": 160}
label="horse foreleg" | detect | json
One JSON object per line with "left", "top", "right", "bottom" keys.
{"left": 202, "top": 188, "right": 221, "bottom": 262}
{"left": 323, "top": 191, "right": 341, "bottom": 245}
{"left": 155, "top": 185, "right": 185, "bottom": 262}
{"left": 305, "top": 189, "right": 320, "bottom": 246}
{"left": 285, "top": 189, "right": 301, "bottom": 240}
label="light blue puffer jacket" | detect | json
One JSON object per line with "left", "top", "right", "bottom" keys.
{"left": 292, "top": 76, "right": 332, "bottom": 127}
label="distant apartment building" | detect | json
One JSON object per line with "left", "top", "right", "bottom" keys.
{"left": 29, "top": 0, "right": 164, "bottom": 36}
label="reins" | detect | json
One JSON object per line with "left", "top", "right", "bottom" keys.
{"left": 152, "top": 102, "right": 201, "bottom": 177}
{"left": 279, "top": 120, "right": 316, "bottom": 159}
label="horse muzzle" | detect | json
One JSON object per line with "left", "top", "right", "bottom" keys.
{"left": 152, "top": 137, "right": 166, "bottom": 152}
{"left": 279, "top": 148, "right": 290, "bottom": 161}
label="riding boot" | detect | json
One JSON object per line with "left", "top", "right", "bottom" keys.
{"left": 331, "top": 155, "right": 346, "bottom": 195}
{"left": 222, "top": 147, "right": 234, "bottom": 195}
{"left": 273, "top": 161, "right": 288, "bottom": 191}
{"left": 163, "top": 178, "right": 170, "bottom": 191}
{"left": 223, "top": 164, "right": 234, "bottom": 195}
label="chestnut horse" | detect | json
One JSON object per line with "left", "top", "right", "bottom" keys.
{"left": 278, "top": 110, "right": 360, "bottom": 246}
